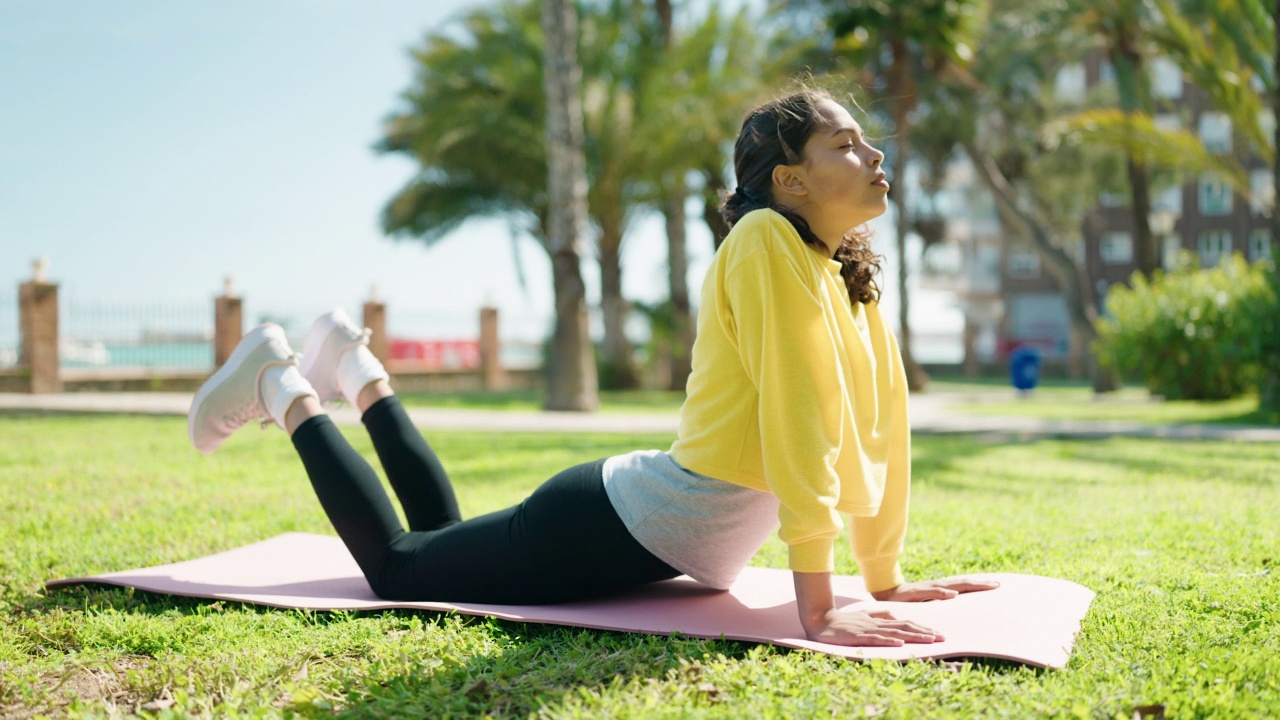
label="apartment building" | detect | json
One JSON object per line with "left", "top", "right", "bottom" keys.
{"left": 997, "top": 52, "right": 1274, "bottom": 363}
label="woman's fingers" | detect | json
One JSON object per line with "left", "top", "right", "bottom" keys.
{"left": 864, "top": 610, "right": 945, "bottom": 639}
{"left": 947, "top": 579, "right": 1001, "bottom": 593}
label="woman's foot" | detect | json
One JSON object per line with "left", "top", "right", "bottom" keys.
{"left": 298, "top": 308, "right": 390, "bottom": 406}
{"left": 188, "top": 324, "right": 318, "bottom": 454}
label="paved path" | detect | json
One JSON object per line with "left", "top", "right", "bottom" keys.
{"left": 2, "top": 391, "right": 1278, "bottom": 441}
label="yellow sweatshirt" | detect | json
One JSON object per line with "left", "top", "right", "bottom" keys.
{"left": 668, "top": 208, "right": 910, "bottom": 592}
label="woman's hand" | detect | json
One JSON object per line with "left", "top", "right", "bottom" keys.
{"left": 870, "top": 578, "right": 1001, "bottom": 602}
{"left": 804, "top": 608, "right": 944, "bottom": 647}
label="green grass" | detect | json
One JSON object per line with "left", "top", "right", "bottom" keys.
{"left": 2, "top": 415, "right": 1277, "bottom": 718}
{"left": 395, "top": 389, "right": 687, "bottom": 414}
{"left": 934, "top": 381, "right": 1274, "bottom": 426}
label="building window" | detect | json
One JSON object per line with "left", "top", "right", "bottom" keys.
{"left": 1198, "top": 112, "right": 1232, "bottom": 154}
{"left": 1153, "top": 183, "right": 1183, "bottom": 214}
{"left": 1198, "top": 230, "right": 1232, "bottom": 267}
{"left": 1198, "top": 175, "right": 1233, "bottom": 216}
{"left": 1250, "top": 169, "right": 1274, "bottom": 215}
{"left": 1162, "top": 235, "right": 1183, "bottom": 270}
{"left": 1260, "top": 109, "right": 1276, "bottom": 142}
{"left": 1099, "top": 190, "right": 1127, "bottom": 207}
{"left": 1007, "top": 249, "right": 1040, "bottom": 278}
{"left": 1054, "top": 63, "right": 1086, "bottom": 104}
{"left": 1100, "top": 232, "right": 1134, "bottom": 265}
{"left": 1098, "top": 58, "right": 1116, "bottom": 86}
{"left": 1249, "top": 228, "right": 1273, "bottom": 261}
{"left": 1151, "top": 57, "right": 1183, "bottom": 99}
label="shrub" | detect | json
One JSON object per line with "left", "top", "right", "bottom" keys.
{"left": 1094, "top": 253, "right": 1277, "bottom": 401}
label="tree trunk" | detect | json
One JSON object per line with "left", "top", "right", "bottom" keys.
{"left": 1263, "top": 0, "right": 1280, "bottom": 413}
{"left": 888, "top": 42, "right": 928, "bottom": 391}
{"left": 599, "top": 230, "right": 640, "bottom": 389}
{"left": 665, "top": 181, "right": 694, "bottom": 391}
{"left": 702, "top": 167, "right": 731, "bottom": 250}
{"left": 541, "top": 0, "right": 598, "bottom": 411}
{"left": 962, "top": 140, "right": 1120, "bottom": 391}
{"left": 656, "top": 0, "right": 692, "bottom": 391}
{"left": 1127, "top": 157, "right": 1159, "bottom": 277}
{"left": 1112, "top": 45, "right": 1159, "bottom": 278}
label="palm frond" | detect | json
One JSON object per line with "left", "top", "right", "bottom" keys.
{"left": 1047, "top": 109, "right": 1249, "bottom": 193}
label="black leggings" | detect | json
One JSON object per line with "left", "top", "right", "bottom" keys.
{"left": 290, "top": 396, "right": 680, "bottom": 604}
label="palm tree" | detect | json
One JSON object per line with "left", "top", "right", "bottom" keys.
{"left": 630, "top": 2, "right": 772, "bottom": 389}
{"left": 787, "top": 0, "right": 985, "bottom": 391}
{"left": 541, "top": 0, "right": 599, "bottom": 410}
{"left": 378, "top": 2, "right": 547, "bottom": 246}
{"left": 579, "top": 0, "right": 647, "bottom": 390}
{"left": 378, "top": 0, "right": 597, "bottom": 410}
{"left": 955, "top": 0, "right": 1242, "bottom": 386}
{"left": 1065, "top": 0, "right": 1165, "bottom": 278}
{"left": 1145, "top": 0, "right": 1279, "bottom": 410}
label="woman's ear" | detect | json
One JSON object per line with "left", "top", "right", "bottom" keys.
{"left": 772, "top": 164, "right": 808, "bottom": 199}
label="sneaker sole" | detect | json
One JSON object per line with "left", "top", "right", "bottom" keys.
{"left": 188, "top": 324, "right": 287, "bottom": 452}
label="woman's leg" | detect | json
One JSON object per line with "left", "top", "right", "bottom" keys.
{"left": 286, "top": 396, "right": 413, "bottom": 588}
{"left": 356, "top": 381, "right": 461, "bottom": 532}
{"left": 289, "top": 397, "right": 679, "bottom": 603}
{"left": 335, "top": 458, "right": 681, "bottom": 604}
{"left": 299, "top": 312, "right": 461, "bottom": 531}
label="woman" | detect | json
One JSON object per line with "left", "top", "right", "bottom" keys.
{"left": 189, "top": 89, "right": 996, "bottom": 647}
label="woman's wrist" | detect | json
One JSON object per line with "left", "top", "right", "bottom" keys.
{"left": 869, "top": 585, "right": 901, "bottom": 601}
{"left": 792, "top": 571, "right": 836, "bottom": 630}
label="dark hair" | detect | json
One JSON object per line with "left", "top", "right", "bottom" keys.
{"left": 722, "top": 89, "right": 882, "bottom": 305}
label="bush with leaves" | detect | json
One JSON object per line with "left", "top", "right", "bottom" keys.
{"left": 1094, "top": 253, "right": 1278, "bottom": 401}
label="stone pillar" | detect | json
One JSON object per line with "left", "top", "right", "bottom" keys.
{"left": 214, "top": 277, "right": 243, "bottom": 369}
{"left": 479, "top": 306, "right": 506, "bottom": 391}
{"left": 18, "top": 259, "right": 61, "bottom": 394}
{"left": 363, "top": 291, "right": 388, "bottom": 366}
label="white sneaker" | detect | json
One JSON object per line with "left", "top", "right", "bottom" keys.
{"left": 188, "top": 324, "right": 317, "bottom": 454}
{"left": 299, "top": 308, "right": 390, "bottom": 405}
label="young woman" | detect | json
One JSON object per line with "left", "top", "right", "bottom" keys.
{"left": 189, "top": 89, "right": 996, "bottom": 648}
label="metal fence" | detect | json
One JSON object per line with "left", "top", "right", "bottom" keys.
{"left": 61, "top": 298, "right": 214, "bottom": 371}
{"left": 3, "top": 291, "right": 552, "bottom": 374}
{"left": 0, "top": 296, "right": 17, "bottom": 369}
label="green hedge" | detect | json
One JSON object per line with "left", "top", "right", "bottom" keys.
{"left": 1095, "top": 253, "right": 1278, "bottom": 401}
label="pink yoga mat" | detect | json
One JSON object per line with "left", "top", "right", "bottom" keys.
{"left": 47, "top": 533, "right": 1094, "bottom": 668}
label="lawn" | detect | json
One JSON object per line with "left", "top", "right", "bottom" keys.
{"left": 923, "top": 377, "right": 1277, "bottom": 426}
{"left": 1, "top": 415, "right": 1277, "bottom": 718}
{"left": 395, "top": 389, "right": 687, "bottom": 415}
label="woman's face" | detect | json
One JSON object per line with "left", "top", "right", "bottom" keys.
{"left": 791, "top": 99, "right": 889, "bottom": 227}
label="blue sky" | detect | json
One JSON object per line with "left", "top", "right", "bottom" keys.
{"left": 1, "top": 0, "right": 959, "bottom": 352}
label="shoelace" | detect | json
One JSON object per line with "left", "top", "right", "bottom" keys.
{"left": 341, "top": 327, "right": 373, "bottom": 353}
{"left": 323, "top": 328, "right": 373, "bottom": 409}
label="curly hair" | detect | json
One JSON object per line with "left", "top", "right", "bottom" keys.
{"left": 722, "top": 89, "right": 883, "bottom": 306}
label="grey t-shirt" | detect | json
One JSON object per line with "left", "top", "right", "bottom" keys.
{"left": 602, "top": 449, "right": 780, "bottom": 590}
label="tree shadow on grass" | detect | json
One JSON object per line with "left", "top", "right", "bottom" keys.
{"left": 1053, "top": 438, "right": 1278, "bottom": 486}
{"left": 326, "top": 617, "right": 1044, "bottom": 719}
{"left": 33, "top": 585, "right": 1038, "bottom": 718}
{"left": 913, "top": 434, "right": 1278, "bottom": 496}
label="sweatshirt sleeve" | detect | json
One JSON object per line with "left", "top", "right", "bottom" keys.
{"left": 849, "top": 324, "right": 910, "bottom": 592}
{"left": 725, "top": 247, "right": 845, "bottom": 573}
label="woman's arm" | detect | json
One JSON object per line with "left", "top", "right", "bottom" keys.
{"left": 792, "top": 571, "right": 943, "bottom": 646}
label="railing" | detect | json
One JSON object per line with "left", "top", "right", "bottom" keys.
{"left": 0, "top": 296, "right": 16, "bottom": 369}
{"left": 39, "top": 297, "right": 549, "bottom": 373}
{"left": 60, "top": 298, "right": 213, "bottom": 371}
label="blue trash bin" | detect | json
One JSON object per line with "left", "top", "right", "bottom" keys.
{"left": 1010, "top": 346, "right": 1042, "bottom": 392}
